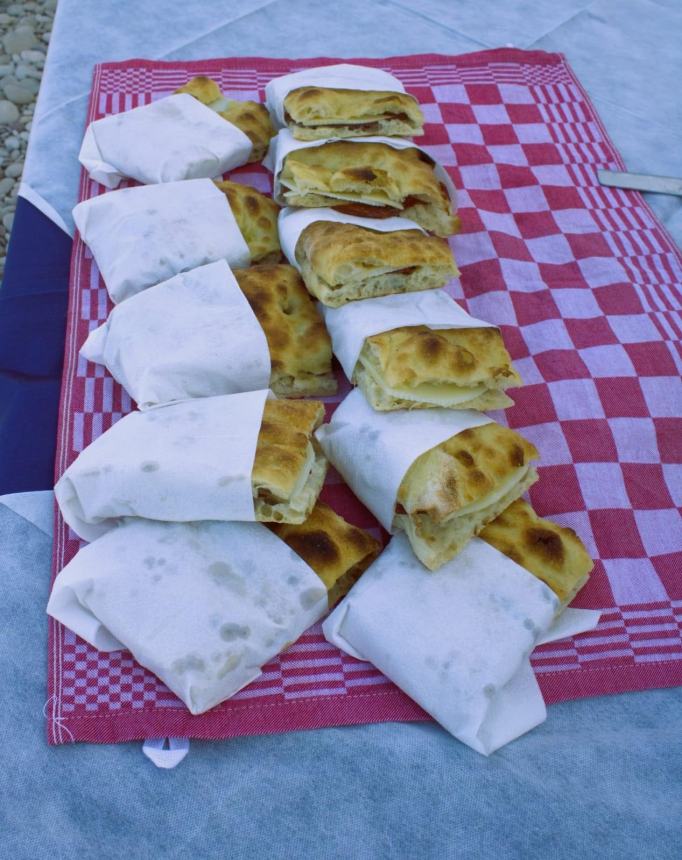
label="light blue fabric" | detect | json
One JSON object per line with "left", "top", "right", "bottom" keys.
{"left": 22, "top": 0, "right": 682, "bottom": 246}
{"left": 7, "top": 1, "right": 682, "bottom": 854}
{"left": 2, "top": 493, "right": 682, "bottom": 858}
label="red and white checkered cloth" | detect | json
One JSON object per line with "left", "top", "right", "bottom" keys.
{"left": 48, "top": 49, "right": 682, "bottom": 745}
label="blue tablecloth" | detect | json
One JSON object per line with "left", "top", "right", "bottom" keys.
{"left": 2, "top": 1, "right": 681, "bottom": 856}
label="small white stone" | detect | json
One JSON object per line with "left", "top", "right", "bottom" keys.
{"left": 5, "top": 161, "right": 22, "bottom": 178}
{"left": 4, "top": 136, "right": 19, "bottom": 150}
{"left": 3, "top": 212, "right": 14, "bottom": 231}
{"left": 0, "top": 14, "right": 10, "bottom": 26}
{"left": 21, "top": 49, "right": 45, "bottom": 64}
{"left": 3, "top": 80, "right": 37, "bottom": 103}
{"left": 0, "top": 99, "right": 19, "bottom": 124}
{"left": 0, "top": 176, "right": 14, "bottom": 196}
{"left": 3, "top": 27, "right": 38, "bottom": 56}
{"left": 0, "top": 64, "right": 14, "bottom": 77}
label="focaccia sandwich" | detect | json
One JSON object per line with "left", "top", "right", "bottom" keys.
{"left": 283, "top": 86, "right": 424, "bottom": 140}
{"left": 295, "top": 220, "right": 458, "bottom": 306}
{"left": 279, "top": 140, "right": 458, "bottom": 236}
{"left": 214, "top": 179, "right": 281, "bottom": 264}
{"left": 480, "top": 499, "right": 593, "bottom": 608}
{"left": 356, "top": 325, "right": 522, "bottom": 411}
{"left": 235, "top": 264, "right": 337, "bottom": 397}
{"left": 394, "top": 422, "right": 539, "bottom": 570}
{"left": 270, "top": 501, "right": 382, "bottom": 607}
{"left": 176, "top": 76, "right": 275, "bottom": 162}
{"left": 254, "top": 399, "right": 329, "bottom": 524}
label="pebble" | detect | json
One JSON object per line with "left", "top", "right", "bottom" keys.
{"left": 3, "top": 26, "right": 38, "bottom": 56}
{"left": 0, "top": 177, "right": 14, "bottom": 197}
{"left": 0, "top": 99, "right": 20, "bottom": 123}
{"left": 3, "top": 212, "right": 14, "bottom": 232}
{"left": 3, "top": 79, "right": 39, "bottom": 103}
{"left": 21, "top": 49, "right": 45, "bottom": 63}
{"left": 5, "top": 162, "right": 23, "bottom": 178}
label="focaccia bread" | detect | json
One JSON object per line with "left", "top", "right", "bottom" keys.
{"left": 270, "top": 502, "right": 382, "bottom": 607}
{"left": 480, "top": 499, "right": 594, "bottom": 607}
{"left": 283, "top": 87, "right": 424, "bottom": 140}
{"left": 395, "top": 423, "right": 540, "bottom": 570}
{"left": 214, "top": 180, "right": 281, "bottom": 264}
{"left": 356, "top": 325, "right": 522, "bottom": 411}
{"left": 253, "top": 399, "right": 328, "bottom": 523}
{"left": 235, "top": 264, "right": 337, "bottom": 396}
{"left": 176, "top": 76, "right": 275, "bottom": 162}
{"left": 279, "top": 141, "right": 458, "bottom": 236}
{"left": 295, "top": 221, "right": 458, "bottom": 307}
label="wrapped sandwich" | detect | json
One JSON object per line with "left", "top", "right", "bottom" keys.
{"left": 235, "top": 264, "right": 337, "bottom": 397}
{"left": 73, "top": 179, "right": 251, "bottom": 304}
{"left": 176, "top": 75, "right": 275, "bottom": 162}
{"left": 214, "top": 180, "right": 281, "bottom": 264}
{"left": 265, "top": 64, "right": 424, "bottom": 139}
{"left": 320, "top": 290, "right": 520, "bottom": 410}
{"left": 279, "top": 208, "right": 458, "bottom": 307}
{"left": 323, "top": 502, "right": 596, "bottom": 754}
{"left": 44, "top": 516, "right": 344, "bottom": 715}
{"left": 270, "top": 501, "right": 382, "bottom": 607}
{"left": 316, "top": 389, "right": 539, "bottom": 570}
{"left": 55, "top": 391, "right": 328, "bottom": 541}
{"left": 267, "top": 131, "right": 459, "bottom": 237}
{"left": 78, "top": 93, "right": 253, "bottom": 188}
{"left": 80, "top": 261, "right": 271, "bottom": 409}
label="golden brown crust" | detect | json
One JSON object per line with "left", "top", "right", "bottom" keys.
{"left": 280, "top": 141, "right": 457, "bottom": 236}
{"left": 398, "top": 423, "right": 539, "bottom": 525}
{"left": 480, "top": 499, "right": 594, "bottom": 605}
{"left": 175, "top": 76, "right": 222, "bottom": 105}
{"left": 234, "top": 264, "right": 337, "bottom": 397}
{"left": 364, "top": 327, "right": 519, "bottom": 390}
{"left": 294, "top": 221, "right": 458, "bottom": 306}
{"left": 218, "top": 99, "right": 275, "bottom": 163}
{"left": 270, "top": 502, "right": 381, "bottom": 606}
{"left": 283, "top": 87, "right": 424, "bottom": 139}
{"left": 253, "top": 399, "right": 325, "bottom": 500}
{"left": 214, "top": 180, "right": 281, "bottom": 264}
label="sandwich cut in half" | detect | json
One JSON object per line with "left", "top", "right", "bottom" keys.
{"left": 176, "top": 76, "right": 275, "bottom": 162}
{"left": 283, "top": 86, "right": 424, "bottom": 140}
{"left": 253, "top": 399, "right": 329, "bottom": 524}
{"left": 295, "top": 221, "right": 458, "bottom": 307}
{"left": 395, "top": 423, "right": 540, "bottom": 570}
{"left": 214, "top": 179, "right": 282, "bottom": 264}
{"left": 235, "top": 264, "right": 337, "bottom": 397}
{"left": 355, "top": 325, "right": 522, "bottom": 411}
{"left": 279, "top": 140, "right": 458, "bottom": 237}
{"left": 479, "top": 499, "right": 594, "bottom": 609}
{"left": 270, "top": 501, "right": 382, "bottom": 607}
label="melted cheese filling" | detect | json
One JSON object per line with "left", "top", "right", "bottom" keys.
{"left": 357, "top": 354, "right": 489, "bottom": 406}
{"left": 448, "top": 466, "right": 531, "bottom": 520}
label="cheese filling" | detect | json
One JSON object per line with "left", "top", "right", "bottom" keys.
{"left": 356, "top": 353, "right": 489, "bottom": 407}
{"left": 445, "top": 466, "right": 532, "bottom": 521}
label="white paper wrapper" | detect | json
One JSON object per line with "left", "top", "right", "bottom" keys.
{"left": 73, "top": 178, "right": 251, "bottom": 304}
{"left": 277, "top": 205, "right": 425, "bottom": 273}
{"left": 47, "top": 518, "right": 329, "bottom": 715}
{"left": 265, "top": 64, "right": 406, "bottom": 128}
{"left": 323, "top": 533, "right": 601, "bottom": 754}
{"left": 264, "top": 129, "right": 457, "bottom": 210}
{"left": 316, "top": 388, "right": 491, "bottom": 531}
{"left": 79, "top": 93, "right": 253, "bottom": 189}
{"left": 55, "top": 390, "right": 271, "bottom": 541}
{"left": 320, "top": 290, "right": 495, "bottom": 381}
{"left": 80, "top": 260, "right": 271, "bottom": 409}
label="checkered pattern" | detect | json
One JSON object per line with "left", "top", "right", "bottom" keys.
{"left": 48, "top": 50, "right": 682, "bottom": 745}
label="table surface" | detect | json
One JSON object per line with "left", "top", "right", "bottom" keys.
{"left": 2, "top": 1, "right": 682, "bottom": 857}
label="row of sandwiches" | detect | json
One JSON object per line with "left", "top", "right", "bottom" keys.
{"left": 49, "top": 65, "right": 597, "bottom": 752}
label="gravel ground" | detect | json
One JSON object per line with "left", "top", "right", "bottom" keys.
{"left": 0, "top": 0, "right": 56, "bottom": 278}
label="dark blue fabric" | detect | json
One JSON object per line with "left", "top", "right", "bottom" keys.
{"left": 0, "top": 198, "right": 71, "bottom": 494}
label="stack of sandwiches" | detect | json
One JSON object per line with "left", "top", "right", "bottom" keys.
{"left": 48, "top": 64, "right": 596, "bottom": 752}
